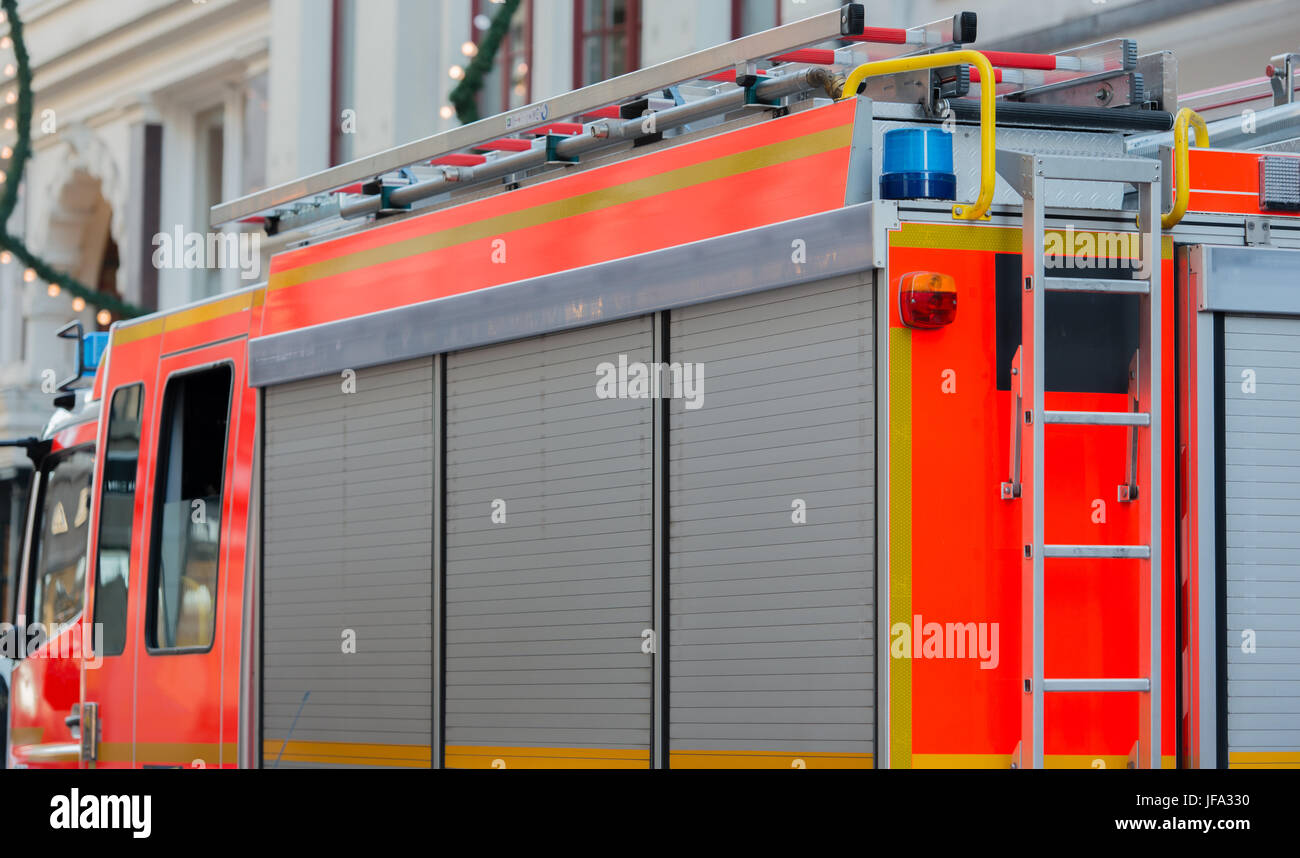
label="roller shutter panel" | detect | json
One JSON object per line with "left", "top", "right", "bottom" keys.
{"left": 1222, "top": 314, "right": 1300, "bottom": 766}
{"left": 262, "top": 359, "right": 435, "bottom": 768}
{"left": 668, "top": 272, "right": 874, "bottom": 768}
{"left": 444, "top": 317, "right": 655, "bottom": 768}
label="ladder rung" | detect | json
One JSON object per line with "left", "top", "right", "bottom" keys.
{"left": 1043, "top": 678, "right": 1151, "bottom": 693}
{"left": 1044, "top": 410, "right": 1150, "bottom": 426}
{"left": 1043, "top": 544, "right": 1151, "bottom": 559}
{"left": 1044, "top": 277, "right": 1150, "bottom": 295}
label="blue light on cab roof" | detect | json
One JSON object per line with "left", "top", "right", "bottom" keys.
{"left": 82, "top": 332, "right": 109, "bottom": 374}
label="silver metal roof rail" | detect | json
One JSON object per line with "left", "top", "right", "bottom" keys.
{"left": 210, "top": 4, "right": 870, "bottom": 228}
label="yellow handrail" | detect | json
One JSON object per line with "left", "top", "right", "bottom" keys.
{"left": 1161, "top": 107, "right": 1208, "bottom": 230}
{"left": 839, "top": 50, "right": 996, "bottom": 221}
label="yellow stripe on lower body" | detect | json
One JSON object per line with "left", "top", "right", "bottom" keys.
{"left": 1229, "top": 751, "right": 1300, "bottom": 768}
{"left": 262, "top": 740, "right": 431, "bottom": 767}
{"left": 671, "top": 751, "right": 872, "bottom": 769}
{"left": 889, "top": 326, "right": 913, "bottom": 769}
{"left": 914, "top": 753, "right": 1164, "bottom": 769}
{"left": 445, "top": 745, "right": 649, "bottom": 769}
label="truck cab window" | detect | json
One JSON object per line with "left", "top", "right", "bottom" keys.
{"left": 146, "top": 366, "right": 232, "bottom": 651}
{"left": 28, "top": 447, "right": 96, "bottom": 632}
{"left": 95, "top": 384, "right": 144, "bottom": 657}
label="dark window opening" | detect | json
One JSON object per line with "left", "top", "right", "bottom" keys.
{"left": 146, "top": 366, "right": 232, "bottom": 651}
{"left": 95, "top": 384, "right": 144, "bottom": 657}
{"left": 994, "top": 252, "right": 1140, "bottom": 393}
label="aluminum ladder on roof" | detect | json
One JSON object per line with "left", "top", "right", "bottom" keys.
{"left": 996, "top": 149, "right": 1163, "bottom": 770}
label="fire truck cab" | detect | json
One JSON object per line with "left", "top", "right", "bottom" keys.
{"left": 5, "top": 5, "right": 1300, "bottom": 770}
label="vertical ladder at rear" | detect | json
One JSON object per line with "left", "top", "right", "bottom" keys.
{"left": 1001, "top": 150, "right": 1163, "bottom": 769}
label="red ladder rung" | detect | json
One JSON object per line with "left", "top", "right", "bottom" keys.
{"left": 475, "top": 139, "right": 533, "bottom": 152}
{"left": 430, "top": 153, "right": 487, "bottom": 166}
{"left": 843, "top": 26, "right": 909, "bottom": 45}
{"left": 771, "top": 48, "right": 835, "bottom": 65}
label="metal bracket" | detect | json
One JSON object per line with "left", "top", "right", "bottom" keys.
{"left": 1118, "top": 350, "right": 1140, "bottom": 503}
{"left": 544, "top": 133, "right": 581, "bottom": 164}
{"left": 1000, "top": 347, "right": 1024, "bottom": 500}
{"left": 1269, "top": 52, "right": 1299, "bottom": 107}
{"left": 377, "top": 183, "right": 414, "bottom": 213}
{"left": 1126, "top": 739, "right": 1140, "bottom": 770}
{"left": 1008, "top": 70, "right": 1144, "bottom": 109}
{"left": 1245, "top": 216, "right": 1272, "bottom": 247}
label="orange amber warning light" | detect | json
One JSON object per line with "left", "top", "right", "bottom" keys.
{"left": 898, "top": 271, "right": 958, "bottom": 329}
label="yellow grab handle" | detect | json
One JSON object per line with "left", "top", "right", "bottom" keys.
{"left": 1161, "top": 107, "right": 1208, "bottom": 230}
{"left": 839, "top": 50, "right": 996, "bottom": 222}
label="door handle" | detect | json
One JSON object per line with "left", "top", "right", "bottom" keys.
{"left": 66, "top": 703, "right": 99, "bottom": 763}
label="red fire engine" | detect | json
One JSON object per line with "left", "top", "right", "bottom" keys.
{"left": 4, "top": 6, "right": 1299, "bottom": 769}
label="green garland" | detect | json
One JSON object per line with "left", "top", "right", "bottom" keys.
{"left": 449, "top": 0, "right": 524, "bottom": 125}
{"left": 0, "top": 0, "right": 144, "bottom": 318}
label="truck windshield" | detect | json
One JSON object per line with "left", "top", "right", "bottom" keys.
{"left": 27, "top": 447, "right": 96, "bottom": 632}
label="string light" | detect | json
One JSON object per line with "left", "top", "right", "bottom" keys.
{"left": 2, "top": 64, "right": 13, "bottom": 78}
{"left": 96, "top": 309, "right": 111, "bottom": 326}
{"left": 439, "top": 105, "right": 454, "bottom": 119}
{"left": 449, "top": 65, "right": 465, "bottom": 80}
{"left": 4, "top": 90, "right": 15, "bottom": 105}
{"left": 0, "top": 251, "right": 9, "bottom": 264}
{"left": 461, "top": 41, "right": 478, "bottom": 57}
{"left": 4, "top": 118, "right": 13, "bottom": 131}
{"left": 71, "top": 296, "right": 85, "bottom": 312}
{"left": 46, "top": 283, "right": 58, "bottom": 297}
{"left": 0, "top": 37, "right": 11, "bottom": 50}
{"left": 1, "top": 145, "right": 10, "bottom": 158}
{"left": 22, "top": 267, "right": 35, "bottom": 282}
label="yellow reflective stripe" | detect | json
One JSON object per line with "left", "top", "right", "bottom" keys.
{"left": 446, "top": 745, "right": 648, "bottom": 769}
{"left": 268, "top": 124, "right": 853, "bottom": 294}
{"left": 112, "top": 288, "right": 262, "bottom": 347}
{"left": 263, "top": 740, "right": 431, "bottom": 766}
{"left": 111, "top": 317, "right": 165, "bottom": 347}
{"left": 889, "top": 326, "right": 913, "bottom": 769}
{"left": 888, "top": 222, "right": 1174, "bottom": 259}
{"left": 671, "top": 751, "right": 872, "bottom": 769}
{"left": 1229, "top": 751, "right": 1300, "bottom": 768}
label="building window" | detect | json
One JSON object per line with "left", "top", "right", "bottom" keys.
{"left": 471, "top": 0, "right": 533, "bottom": 118}
{"left": 27, "top": 448, "right": 95, "bottom": 632}
{"left": 574, "top": 0, "right": 640, "bottom": 89}
{"left": 146, "top": 366, "right": 232, "bottom": 652}
{"left": 94, "top": 384, "right": 143, "bottom": 657}
{"left": 732, "top": 0, "right": 780, "bottom": 39}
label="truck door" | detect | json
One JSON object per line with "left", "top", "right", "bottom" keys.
{"left": 6, "top": 426, "right": 96, "bottom": 768}
{"left": 132, "top": 341, "right": 243, "bottom": 767}
{"left": 80, "top": 382, "right": 150, "bottom": 767}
